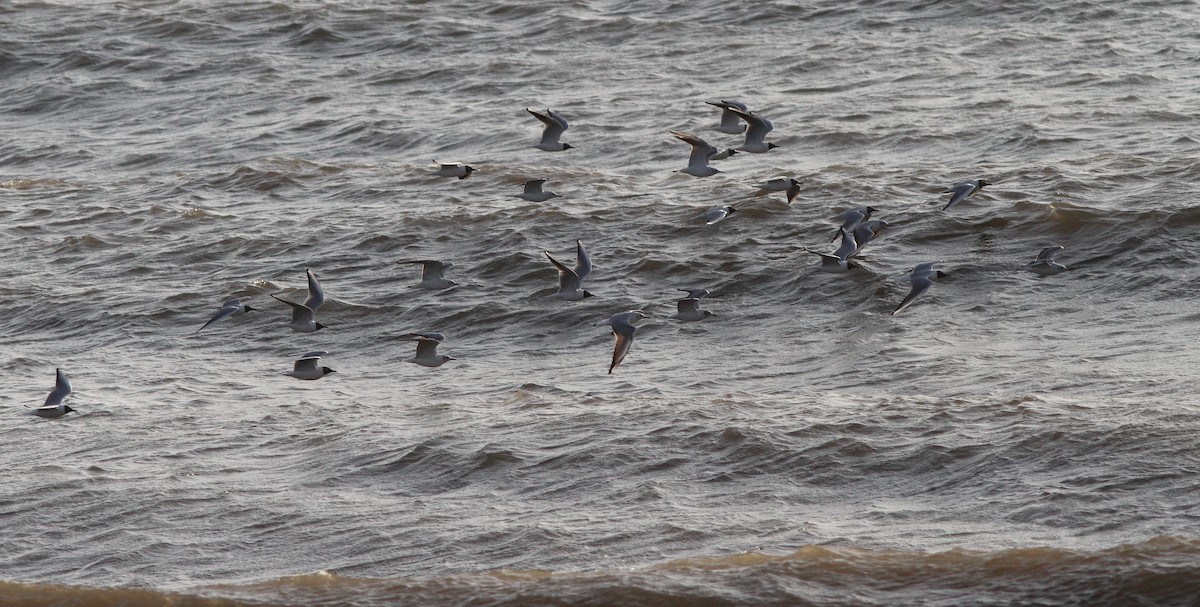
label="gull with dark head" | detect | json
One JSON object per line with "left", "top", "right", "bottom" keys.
{"left": 400, "top": 260, "right": 457, "bottom": 289}
{"left": 704, "top": 205, "right": 738, "bottom": 225}
{"left": 943, "top": 179, "right": 991, "bottom": 210}
{"left": 400, "top": 332, "right": 454, "bottom": 367}
{"left": 850, "top": 219, "right": 889, "bottom": 257}
{"left": 1020, "top": 246, "right": 1068, "bottom": 276}
{"left": 272, "top": 269, "right": 327, "bottom": 332}
{"left": 671, "top": 130, "right": 734, "bottom": 177}
{"left": 705, "top": 99, "right": 749, "bottom": 134}
{"left": 754, "top": 177, "right": 802, "bottom": 204}
{"left": 807, "top": 228, "right": 859, "bottom": 273}
{"left": 197, "top": 296, "right": 255, "bottom": 333}
{"left": 518, "top": 179, "right": 560, "bottom": 202}
{"left": 727, "top": 106, "right": 778, "bottom": 153}
{"left": 892, "top": 262, "right": 947, "bottom": 315}
{"left": 594, "top": 310, "right": 648, "bottom": 374}
{"left": 431, "top": 160, "right": 474, "bottom": 179}
{"left": 527, "top": 108, "right": 572, "bottom": 151}
{"left": 285, "top": 351, "right": 336, "bottom": 380}
{"left": 831, "top": 206, "right": 876, "bottom": 241}
{"left": 545, "top": 239, "right": 593, "bottom": 300}
{"left": 29, "top": 368, "right": 74, "bottom": 418}
{"left": 671, "top": 297, "right": 714, "bottom": 321}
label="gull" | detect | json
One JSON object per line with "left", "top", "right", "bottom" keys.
{"left": 285, "top": 351, "right": 336, "bottom": 380}
{"left": 850, "top": 219, "right": 890, "bottom": 257}
{"left": 271, "top": 269, "right": 327, "bottom": 332}
{"left": 272, "top": 296, "right": 325, "bottom": 332}
{"left": 29, "top": 368, "right": 75, "bottom": 418}
{"left": 431, "top": 160, "right": 474, "bottom": 179}
{"left": 679, "top": 288, "right": 710, "bottom": 299}
{"left": 704, "top": 205, "right": 737, "bottom": 225}
{"left": 807, "top": 228, "right": 859, "bottom": 272}
{"left": 594, "top": 310, "right": 648, "bottom": 374}
{"left": 399, "top": 260, "right": 457, "bottom": 289}
{"left": 528, "top": 108, "right": 572, "bottom": 151}
{"left": 727, "top": 106, "right": 778, "bottom": 153}
{"left": 671, "top": 298, "right": 714, "bottom": 321}
{"left": 671, "top": 130, "right": 735, "bottom": 177}
{"left": 196, "top": 296, "right": 255, "bottom": 333}
{"left": 754, "top": 177, "right": 802, "bottom": 204}
{"left": 545, "top": 239, "right": 593, "bottom": 300}
{"left": 830, "top": 206, "right": 877, "bottom": 242}
{"left": 518, "top": 179, "right": 560, "bottom": 202}
{"left": 892, "top": 262, "right": 947, "bottom": 315}
{"left": 943, "top": 179, "right": 991, "bottom": 210}
{"left": 400, "top": 332, "right": 454, "bottom": 367}
{"left": 706, "top": 99, "right": 749, "bottom": 134}
{"left": 1020, "top": 246, "right": 1068, "bottom": 276}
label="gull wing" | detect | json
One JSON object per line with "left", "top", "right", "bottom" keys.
{"left": 44, "top": 368, "right": 72, "bottom": 407}
{"left": 574, "top": 240, "right": 592, "bottom": 281}
{"left": 304, "top": 269, "right": 325, "bottom": 311}
{"left": 545, "top": 251, "right": 581, "bottom": 291}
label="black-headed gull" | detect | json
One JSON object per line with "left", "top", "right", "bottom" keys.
{"left": 272, "top": 269, "right": 327, "bottom": 332}
{"left": 671, "top": 130, "right": 733, "bottom": 177}
{"left": 705, "top": 99, "right": 749, "bottom": 134}
{"left": 943, "top": 179, "right": 991, "bottom": 210}
{"left": 808, "top": 228, "right": 859, "bottom": 273}
{"left": 892, "top": 262, "right": 947, "bottom": 315}
{"left": 850, "top": 219, "right": 889, "bottom": 257}
{"left": 754, "top": 177, "right": 801, "bottom": 204}
{"left": 671, "top": 298, "right": 714, "bottom": 321}
{"left": 727, "top": 106, "right": 778, "bottom": 153}
{"left": 704, "top": 205, "right": 737, "bottom": 225}
{"left": 399, "top": 260, "right": 457, "bottom": 289}
{"left": 400, "top": 332, "right": 454, "bottom": 367}
{"left": 831, "top": 206, "right": 876, "bottom": 241}
{"left": 528, "top": 108, "right": 572, "bottom": 151}
{"left": 29, "top": 368, "right": 74, "bottom": 418}
{"left": 285, "top": 351, "right": 336, "bottom": 380}
{"left": 594, "top": 310, "right": 648, "bottom": 374}
{"left": 518, "top": 179, "right": 561, "bottom": 202}
{"left": 1020, "top": 246, "right": 1068, "bottom": 276}
{"left": 432, "top": 160, "right": 474, "bottom": 179}
{"left": 545, "top": 239, "right": 593, "bottom": 300}
{"left": 197, "top": 296, "right": 255, "bottom": 333}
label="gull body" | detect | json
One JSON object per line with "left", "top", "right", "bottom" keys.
{"left": 754, "top": 177, "right": 801, "bottom": 204}
{"left": 704, "top": 205, "right": 737, "bottom": 225}
{"left": 528, "top": 108, "right": 572, "bottom": 151}
{"left": 892, "top": 262, "right": 947, "bottom": 315}
{"left": 400, "top": 333, "right": 454, "bottom": 367}
{"left": 671, "top": 130, "right": 733, "bottom": 177}
{"left": 285, "top": 351, "right": 336, "bottom": 380}
{"left": 518, "top": 179, "right": 560, "bottom": 202}
{"left": 197, "top": 297, "right": 255, "bottom": 333}
{"left": 432, "top": 160, "right": 474, "bottom": 179}
{"left": 727, "top": 106, "right": 778, "bottom": 153}
{"left": 545, "top": 239, "right": 593, "bottom": 300}
{"left": 594, "top": 310, "right": 648, "bottom": 374}
{"left": 1021, "top": 246, "right": 1068, "bottom": 276}
{"left": 671, "top": 298, "right": 714, "bottom": 321}
{"left": 400, "top": 260, "right": 457, "bottom": 289}
{"left": 850, "top": 219, "right": 890, "bottom": 257}
{"left": 943, "top": 179, "right": 991, "bottom": 210}
{"left": 29, "top": 368, "right": 74, "bottom": 418}
{"left": 706, "top": 99, "right": 749, "bottom": 134}
{"left": 809, "top": 228, "right": 859, "bottom": 273}
{"left": 831, "top": 206, "right": 877, "bottom": 242}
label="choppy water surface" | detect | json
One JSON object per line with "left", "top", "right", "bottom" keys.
{"left": 2, "top": 1, "right": 1199, "bottom": 605}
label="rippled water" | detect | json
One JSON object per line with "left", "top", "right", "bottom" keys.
{"left": 2, "top": 1, "right": 1199, "bottom": 605}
